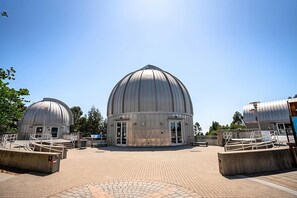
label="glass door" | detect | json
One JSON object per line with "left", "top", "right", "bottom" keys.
{"left": 116, "top": 121, "right": 127, "bottom": 145}
{"left": 170, "top": 121, "right": 183, "bottom": 144}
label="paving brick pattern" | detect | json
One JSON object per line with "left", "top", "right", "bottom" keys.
{"left": 0, "top": 146, "right": 296, "bottom": 198}
{"left": 50, "top": 180, "right": 200, "bottom": 198}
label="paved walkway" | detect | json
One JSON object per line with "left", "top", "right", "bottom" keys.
{"left": 0, "top": 146, "right": 296, "bottom": 198}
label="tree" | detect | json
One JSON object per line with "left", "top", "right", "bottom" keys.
{"left": 70, "top": 106, "right": 83, "bottom": 132}
{"left": 209, "top": 121, "right": 220, "bottom": 132}
{"left": 86, "top": 106, "right": 103, "bottom": 133}
{"left": 78, "top": 115, "right": 88, "bottom": 133}
{"left": 193, "top": 122, "right": 202, "bottom": 136}
{"left": 69, "top": 105, "right": 107, "bottom": 136}
{"left": 99, "top": 118, "right": 107, "bottom": 133}
{"left": 230, "top": 111, "right": 245, "bottom": 129}
{"left": 0, "top": 67, "right": 29, "bottom": 134}
{"left": 232, "top": 111, "right": 243, "bottom": 125}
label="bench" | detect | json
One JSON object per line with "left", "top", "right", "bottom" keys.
{"left": 92, "top": 141, "right": 108, "bottom": 147}
{"left": 192, "top": 142, "right": 208, "bottom": 147}
{"left": 90, "top": 134, "right": 107, "bottom": 147}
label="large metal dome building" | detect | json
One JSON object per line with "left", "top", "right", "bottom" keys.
{"left": 18, "top": 98, "right": 74, "bottom": 139}
{"left": 107, "top": 65, "right": 194, "bottom": 147}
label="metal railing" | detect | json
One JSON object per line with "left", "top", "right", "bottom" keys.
{"left": 63, "top": 133, "right": 78, "bottom": 147}
{"left": 224, "top": 130, "right": 281, "bottom": 152}
{"left": 0, "top": 134, "right": 18, "bottom": 149}
{"left": 29, "top": 134, "right": 53, "bottom": 151}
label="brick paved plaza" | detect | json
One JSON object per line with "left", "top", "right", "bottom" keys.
{"left": 0, "top": 146, "right": 297, "bottom": 198}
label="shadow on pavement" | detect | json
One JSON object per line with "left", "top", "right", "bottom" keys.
{"left": 94, "top": 145, "right": 196, "bottom": 152}
{"left": 225, "top": 168, "right": 297, "bottom": 180}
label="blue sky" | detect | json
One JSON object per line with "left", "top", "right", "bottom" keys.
{"left": 1, "top": 0, "right": 296, "bottom": 132}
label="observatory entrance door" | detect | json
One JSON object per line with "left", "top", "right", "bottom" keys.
{"left": 170, "top": 121, "right": 183, "bottom": 145}
{"left": 116, "top": 121, "right": 127, "bottom": 146}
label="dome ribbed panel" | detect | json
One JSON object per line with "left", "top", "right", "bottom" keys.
{"left": 176, "top": 79, "right": 193, "bottom": 114}
{"left": 163, "top": 72, "right": 185, "bottom": 113}
{"left": 112, "top": 74, "right": 131, "bottom": 114}
{"left": 107, "top": 65, "right": 193, "bottom": 116}
{"left": 123, "top": 71, "right": 142, "bottom": 113}
{"left": 154, "top": 70, "right": 173, "bottom": 112}
{"left": 21, "top": 98, "right": 73, "bottom": 126}
{"left": 107, "top": 82, "right": 119, "bottom": 115}
{"left": 139, "top": 70, "right": 156, "bottom": 112}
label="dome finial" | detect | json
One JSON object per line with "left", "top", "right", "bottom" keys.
{"left": 142, "top": 64, "right": 163, "bottom": 71}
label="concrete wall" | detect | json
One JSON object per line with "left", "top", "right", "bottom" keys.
{"left": 0, "top": 148, "right": 60, "bottom": 174}
{"left": 195, "top": 136, "right": 218, "bottom": 145}
{"left": 218, "top": 148, "right": 295, "bottom": 176}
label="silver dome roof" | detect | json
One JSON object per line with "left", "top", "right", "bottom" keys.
{"left": 243, "top": 99, "right": 290, "bottom": 123}
{"left": 21, "top": 98, "right": 74, "bottom": 125}
{"left": 107, "top": 65, "right": 193, "bottom": 116}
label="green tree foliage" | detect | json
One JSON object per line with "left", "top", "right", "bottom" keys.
{"left": 87, "top": 106, "right": 103, "bottom": 133}
{"left": 207, "top": 121, "right": 220, "bottom": 136}
{"left": 70, "top": 106, "right": 83, "bottom": 132}
{"left": 193, "top": 122, "right": 202, "bottom": 136}
{"left": 0, "top": 67, "right": 29, "bottom": 134}
{"left": 99, "top": 118, "right": 107, "bottom": 133}
{"left": 78, "top": 115, "right": 88, "bottom": 133}
{"left": 230, "top": 111, "right": 245, "bottom": 129}
{"left": 209, "top": 121, "right": 220, "bottom": 132}
{"left": 206, "top": 111, "right": 245, "bottom": 135}
{"left": 69, "top": 105, "right": 107, "bottom": 137}
{"left": 232, "top": 111, "right": 243, "bottom": 125}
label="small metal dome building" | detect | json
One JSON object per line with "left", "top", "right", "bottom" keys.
{"left": 243, "top": 99, "right": 291, "bottom": 134}
{"left": 18, "top": 98, "right": 74, "bottom": 139}
{"left": 107, "top": 65, "right": 194, "bottom": 147}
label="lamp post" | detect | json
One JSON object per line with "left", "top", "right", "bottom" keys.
{"left": 250, "top": 101, "right": 261, "bottom": 133}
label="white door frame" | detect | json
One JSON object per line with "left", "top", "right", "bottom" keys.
{"left": 115, "top": 121, "right": 127, "bottom": 146}
{"left": 169, "top": 120, "right": 183, "bottom": 145}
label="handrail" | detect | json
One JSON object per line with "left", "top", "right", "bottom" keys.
{"left": 223, "top": 132, "right": 232, "bottom": 151}
{"left": 31, "top": 142, "right": 64, "bottom": 159}
{"left": 0, "top": 134, "right": 17, "bottom": 149}
{"left": 224, "top": 130, "right": 282, "bottom": 152}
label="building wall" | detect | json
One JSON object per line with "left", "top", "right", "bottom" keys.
{"left": 18, "top": 125, "right": 69, "bottom": 140}
{"left": 107, "top": 112, "right": 193, "bottom": 147}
